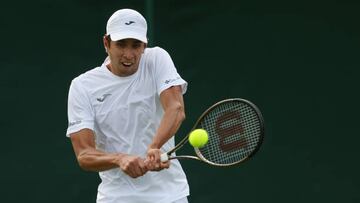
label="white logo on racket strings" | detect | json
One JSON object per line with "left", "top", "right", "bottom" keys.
{"left": 97, "top": 93, "right": 112, "bottom": 102}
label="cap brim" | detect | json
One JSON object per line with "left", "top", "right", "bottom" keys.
{"left": 109, "top": 31, "right": 147, "bottom": 43}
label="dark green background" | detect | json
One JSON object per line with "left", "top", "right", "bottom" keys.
{"left": 1, "top": 0, "right": 359, "bottom": 202}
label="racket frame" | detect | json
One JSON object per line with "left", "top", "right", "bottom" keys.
{"left": 161, "top": 98, "right": 265, "bottom": 167}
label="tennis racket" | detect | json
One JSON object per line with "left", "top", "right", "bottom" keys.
{"left": 160, "top": 98, "right": 264, "bottom": 167}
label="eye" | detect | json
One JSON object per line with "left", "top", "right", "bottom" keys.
{"left": 116, "top": 41, "right": 126, "bottom": 48}
{"left": 132, "top": 42, "right": 142, "bottom": 49}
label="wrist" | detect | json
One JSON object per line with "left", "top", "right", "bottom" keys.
{"left": 112, "top": 153, "right": 125, "bottom": 165}
{"left": 148, "top": 142, "right": 161, "bottom": 149}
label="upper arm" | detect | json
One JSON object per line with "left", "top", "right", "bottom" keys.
{"left": 160, "top": 85, "right": 185, "bottom": 115}
{"left": 70, "top": 128, "right": 96, "bottom": 158}
{"left": 153, "top": 47, "right": 188, "bottom": 95}
{"left": 67, "top": 79, "right": 95, "bottom": 137}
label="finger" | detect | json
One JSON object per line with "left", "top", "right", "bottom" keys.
{"left": 144, "top": 157, "right": 150, "bottom": 165}
{"left": 147, "top": 153, "right": 157, "bottom": 168}
{"left": 146, "top": 153, "right": 152, "bottom": 160}
{"left": 152, "top": 150, "right": 161, "bottom": 168}
{"left": 129, "top": 172, "right": 137, "bottom": 178}
{"left": 139, "top": 160, "right": 148, "bottom": 174}
{"left": 144, "top": 157, "right": 155, "bottom": 170}
{"left": 154, "top": 150, "right": 160, "bottom": 161}
{"left": 133, "top": 158, "right": 147, "bottom": 176}
{"left": 123, "top": 164, "right": 137, "bottom": 178}
{"left": 160, "top": 161, "right": 170, "bottom": 169}
{"left": 123, "top": 167, "right": 136, "bottom": 178}
{"left": 145, "top": 156, "right": 153, "bottom": 168}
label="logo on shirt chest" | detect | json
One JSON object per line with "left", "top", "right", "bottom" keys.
{"left": 97, "top": 93, "right": 112, "bottom": 102}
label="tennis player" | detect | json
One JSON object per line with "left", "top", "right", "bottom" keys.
{"left": 66, "top": 9, "right": 189, "bottom": 203}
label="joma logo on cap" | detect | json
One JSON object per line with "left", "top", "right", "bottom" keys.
{"left": 125, "top": 21, "right": 135, "bottom": 25}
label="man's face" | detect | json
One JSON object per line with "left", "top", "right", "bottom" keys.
{"left": 104, "top": 37, "right": 146, "bottom": 76}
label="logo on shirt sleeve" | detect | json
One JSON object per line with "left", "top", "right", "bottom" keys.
{"left": 68, "top": 120, "right": 82, "bottom": 127}
{"left": 164, "top": 77, "right": 180, "bottom": 85}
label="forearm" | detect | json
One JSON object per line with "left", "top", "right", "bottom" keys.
{"left": 77, "top": 148, "right": 124, "bottom": 172}
{"left": 145, "top": 86, "right": 185, "bottom": 171}
{"left": 70, "top": 129, "right": 147, "bottom": 177}
{"left": 150, "top": 102, "right": 185, "bottom": 149}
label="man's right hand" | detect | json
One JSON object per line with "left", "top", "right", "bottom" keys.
{"left": 117, "top": 154, "right": 148, "bottom": 178}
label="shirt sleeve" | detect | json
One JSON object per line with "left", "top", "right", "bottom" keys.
{"left": 66, "top": 78, "right": 95, "bottom": 137}
{"left": 154, "top": 47, "right": 188, "bottom": 95}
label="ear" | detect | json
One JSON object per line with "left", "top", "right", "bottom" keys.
{"left": 103, "top": 35, "right": 109, "bottom": 52}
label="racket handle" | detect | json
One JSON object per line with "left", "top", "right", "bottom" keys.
{"left": 160, "top": 153, "right": 169, "bottom": 162}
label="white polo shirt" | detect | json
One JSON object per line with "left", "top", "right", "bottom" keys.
{"left": 66, "top": 47, "right": 189, "bottom": 203}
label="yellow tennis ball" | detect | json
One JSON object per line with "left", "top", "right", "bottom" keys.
{"left": 189, "top": 129, "right": 208, "bottom": 148}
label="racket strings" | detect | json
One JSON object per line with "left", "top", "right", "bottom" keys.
{"left": 197, "top": 101, "right": 262, "bottom": 165}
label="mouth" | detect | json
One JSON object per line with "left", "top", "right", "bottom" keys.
{"left": 122, "top": 62, "right": 133, "bottom": 68}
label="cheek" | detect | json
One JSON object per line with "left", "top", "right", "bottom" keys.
{"left": 108, "top": 52, "right": 121, "bottom": 64}
{"left": 108, "top": 49, "right": 122, "bottom": 58}
{"left": 135, "top": 52, "right": 143, "bottom": 62}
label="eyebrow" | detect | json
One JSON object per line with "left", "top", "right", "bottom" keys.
{"left": 131, "top": 40, "right": 142, "bottom": 44}
{"left": 116, "top": 39, "right": 142, "bottom": 43}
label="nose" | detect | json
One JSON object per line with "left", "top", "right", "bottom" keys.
{"left": 122, "top": 47, "right": 134, "bottom": 60}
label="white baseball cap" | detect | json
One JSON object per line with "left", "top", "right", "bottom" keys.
{"left": 106, "top": 9, "right": 148, "bottom": 43}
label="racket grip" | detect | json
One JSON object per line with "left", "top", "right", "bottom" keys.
{"left": 160, "top": 153, "right": 169, "bottom": 162}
